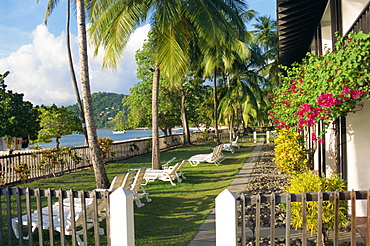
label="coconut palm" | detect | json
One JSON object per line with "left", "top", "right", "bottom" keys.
{"left": 37, "top": 0, "right": 110, "bottom": 188}
{"left": 253, "top": 15, "right": 278, "bottom": 89}
{"left": 86, "top": 0, "right": 248, "bottom": 169}
{"left": 39, "top": 0, "right": 88, "bottom": 142}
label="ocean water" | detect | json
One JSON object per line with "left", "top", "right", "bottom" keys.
{"left": 32, "top": 129, "right": 172, "bottom": 149}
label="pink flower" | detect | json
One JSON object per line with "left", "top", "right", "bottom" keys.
{"left": 343, "top": 86, "right": 351, "bottom": 94}
{"left": 352, "top": 90, "right": 364, "bottom": 99}
{"left": 317, "top": 94, "right": 341, "bottom": 107}
{"left": 266, "top": 93, "right": 272, "bottom": 97}
{"left": 312, "top": 133, "right": 317, "bottom": 141}
{"left": 319, "top": 140, "right": 325, "bottom": 144}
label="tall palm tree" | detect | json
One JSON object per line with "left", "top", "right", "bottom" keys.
{"left": 65, "top": 0, "right": 88, "bottom": 143}
{"left": 87, "top": 0, "right": 248, "bottom": 169}
{"left": 75, "top": 0, "right": 110, "bottom": 188}
{"left": 39, "top": 0, "right": 88, "bottom": 143}
{"left": 253, "top": 15, "right": 278, "bottom": 89}
{"left": 38, "top": 0, "right": 110, "bottom": 188}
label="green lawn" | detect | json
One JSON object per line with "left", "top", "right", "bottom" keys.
{"left": 14, "top": 142, "right": 255, "bottom": 245}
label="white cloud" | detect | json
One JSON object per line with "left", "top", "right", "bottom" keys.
{"left": 0, "top": 24, "right": 150, "bottom": 106}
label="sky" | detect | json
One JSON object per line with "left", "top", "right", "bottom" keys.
{"left": 0, "top": 0, "right": 276, "bottom": 106}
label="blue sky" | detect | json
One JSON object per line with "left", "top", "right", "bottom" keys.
{"left": 0, "top": 0, "right": 276, "bottom": 106}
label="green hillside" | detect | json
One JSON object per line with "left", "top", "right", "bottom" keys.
{"left": 67, "top": 92, "right": 128, "bottom": 128}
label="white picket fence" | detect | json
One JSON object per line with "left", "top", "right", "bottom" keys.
{"left": 1, "top": 187, "right": 136, "bottom": 246}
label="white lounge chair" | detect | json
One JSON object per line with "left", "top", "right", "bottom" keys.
{"left": 129, "top": 168, "right": 152, "bottom": 207}
{"left": 143, "top": 160, "right": 187, "bottom": 186}
{"left": 188, "top": 145, "right": 225, "bottom": 166}
{"left": 11, "top": 213, "right": 49, "bottom": 240}
{"left": 52, "top": 199, "right": 105, "bottom": 246}
{"left": 222, "top": 143, "right": 235, "bottom": 153}
{"left": 231, "top": 136, "right": 240, "bottom": 148}
{"left": 163, "top": 160, "right": 186, "bottom": 181}
{"left": 11, "top": 197, "right": 105, "bottom": 245}
{"left": 162, "top": 157, "right": 176, "bottom": 168}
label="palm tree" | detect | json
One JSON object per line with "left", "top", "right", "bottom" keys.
{"left": 87, "top": 0, "right": 248, "bottom": 169}
{"left": 39, "top": 0, "right": 88, "bottom": 143}
{"left": 75, "top": 0, "right": 110, "bottom": 188}
{"left": 200, "top": 35, "right": 253, "bottom": 143}
{"left": 65, "top": 0, "right": 88, "bottom": 143}
{"left": 253, "top": 15, "right": 278, "bottom": 89}
{"left": 38, "top": 0, "right": 110, "bottom": 188}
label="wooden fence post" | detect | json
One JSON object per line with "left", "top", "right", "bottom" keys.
{"left": 109, "top": 188, "right": 135, "bottom": 246}
{"left": 216, "top": 189, "right": 238, "bottom": 246}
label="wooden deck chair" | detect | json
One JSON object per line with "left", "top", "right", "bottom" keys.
{"left": 143, "top": 160, "right": 187, "bottom": 186}
{"left": 129, "top": 168, "right": 151, "bottom": 208}
{"left": 188, "top": 144, "right": 225, "bottom": 166}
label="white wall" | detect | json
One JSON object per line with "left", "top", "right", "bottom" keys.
{"left": 346, "top": 99, "right": 370, "bottom": 216}
{"left": 342, "top": 0, "right": 369, "bottom": 34}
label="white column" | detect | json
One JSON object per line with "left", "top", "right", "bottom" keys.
{"left": 110, "top": 188, "right": 135, "bottom": 246}
{"left": 216, "top": 189, "right": 238, "bottom": 246}
{"left": 266, "top": 131, "right": 270, "bottom": 143}
{"left": 253, "top": 131, "right": 257, "bottom": 143}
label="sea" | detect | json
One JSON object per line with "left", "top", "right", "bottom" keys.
{"left": 32, "top": 128, "right": 178, "bottom": 149}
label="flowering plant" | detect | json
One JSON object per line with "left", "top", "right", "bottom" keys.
{"left": 269, "top": 31, "right": 370, "bottom": 140}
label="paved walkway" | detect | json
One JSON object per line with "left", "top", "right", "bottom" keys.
{"left": 188, "top": 139, "right": 265, "bottom": 246}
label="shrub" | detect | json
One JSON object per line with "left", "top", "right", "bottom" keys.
{"left": 285, "top": 171, "right": 348, "bottom": 237}
{"left": 14, "top": 162, "right": 30, "bottom": 180}
{"left": 273, "top": 131, "right": 308, "bottom": 175}
{"left": 98, "top": 137, "right": 115, "bottom": 163}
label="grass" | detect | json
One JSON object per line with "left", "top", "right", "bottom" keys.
{"left": 13, "top": 142, "right": 256, "bottom": 245}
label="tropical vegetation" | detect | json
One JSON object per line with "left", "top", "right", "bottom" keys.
{"left": 270, "top": 31, "right": 370, "bottom": 139}
{"left": 33, "top": 105, "right": 83, "bottom": 149}
{"left": 0, "top": 71, "right": 40, "bottom": 140}
{"left": 28, "top": 0, "right": 278, "bottom": 185}
{"left": 86, "top": 0, "right": 268, "bottom": 170}
{"left": 116, "top": 37, "right": 212, "bottom": 136}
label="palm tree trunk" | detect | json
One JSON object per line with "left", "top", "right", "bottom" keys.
{"left": 76, "top": 0, "right": 110, "bottom": 189}
{"left": 66, "top": 0, "right": 88, "bottom": 144}
{"left": 180, "top": 89, "right": 191, "bottom": 146}
{"left": 213, "top": 69, "right": 220, "bottom": 144}
{"left": 152, "top": 63, "right": 161, "bottom": 170}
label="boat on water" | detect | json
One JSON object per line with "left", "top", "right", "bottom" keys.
{"left": 112, "top": 130, "right": 126, "bottom": 134}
